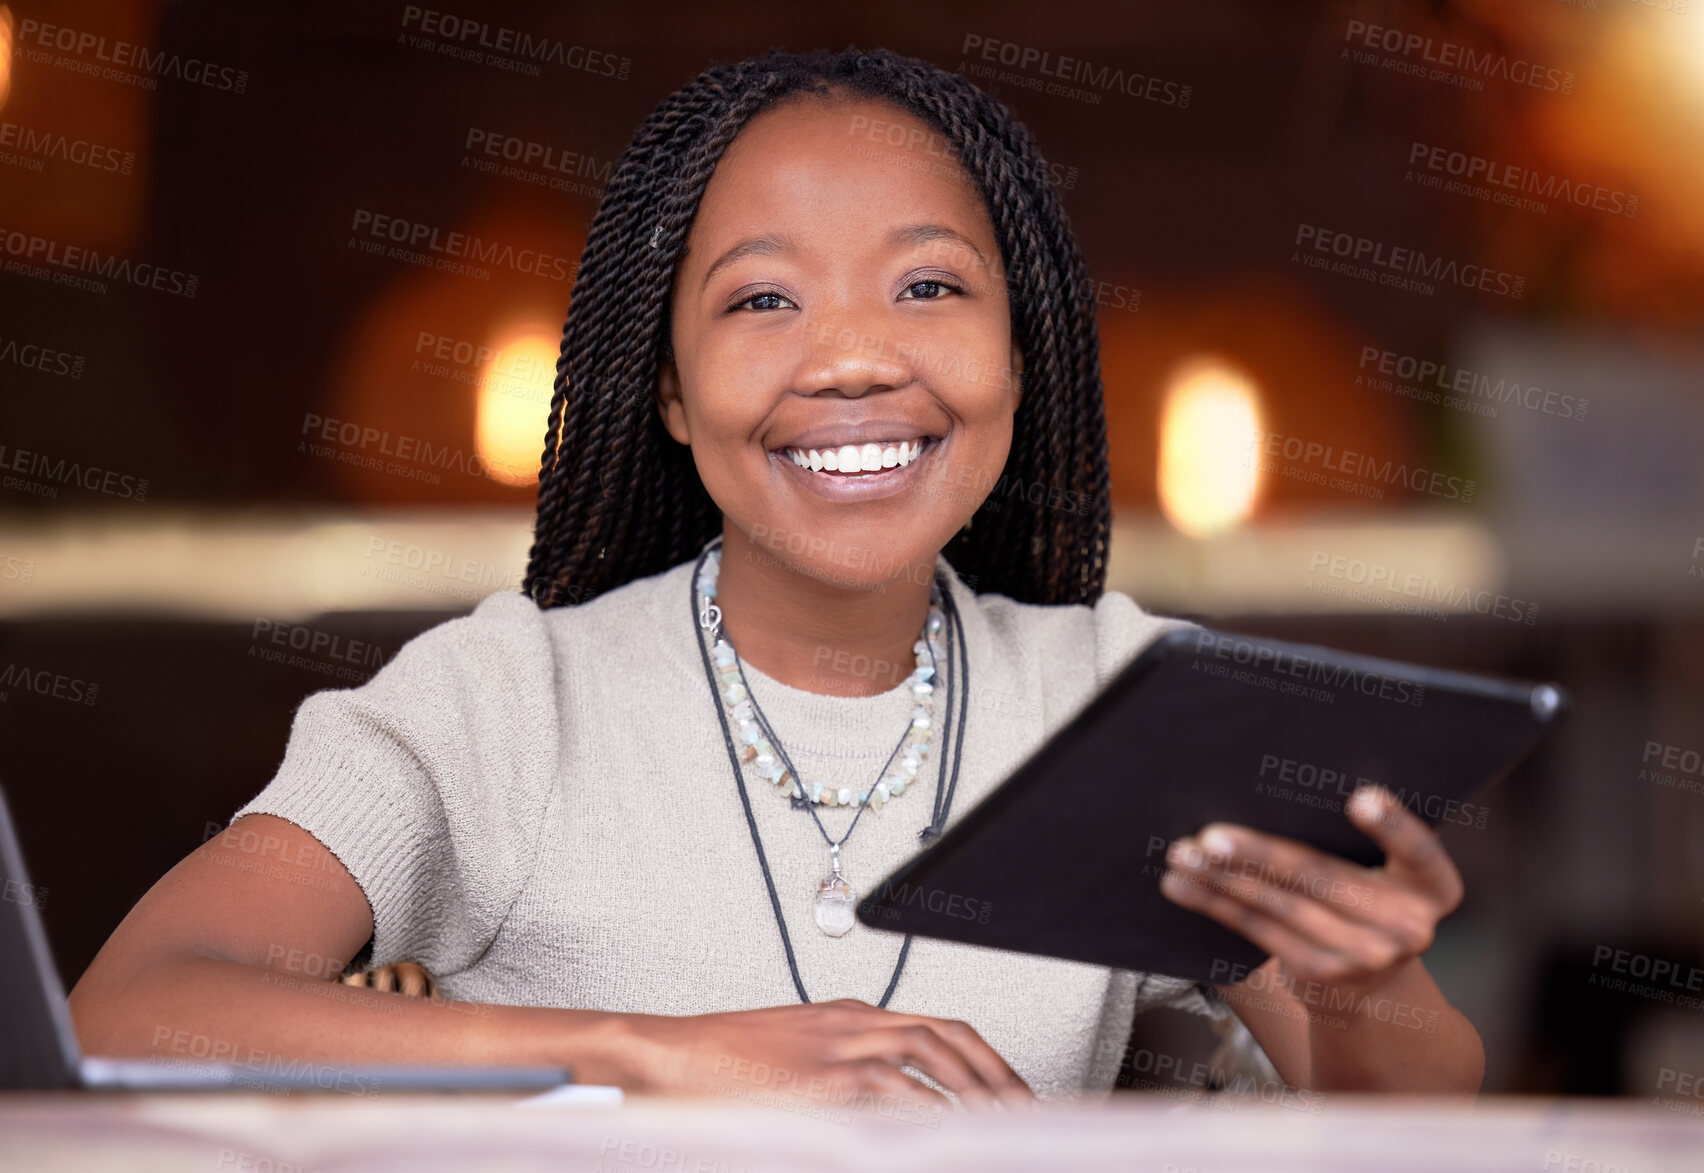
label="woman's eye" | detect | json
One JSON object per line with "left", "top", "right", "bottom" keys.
{"left": 899, "top": 279, "right": 962, "bottom": 301}
{"left": 731, "top": 290, "right": 793, "bottom": 312}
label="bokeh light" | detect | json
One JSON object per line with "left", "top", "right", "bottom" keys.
{"left": 1156, "top": 357, "right": 1264, "bottom": 537}
{"left": 475, "top": 327, "right": 558, "bottom": 486}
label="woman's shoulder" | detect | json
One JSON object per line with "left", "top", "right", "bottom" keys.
{"left": 962, "top": 576, "right": 1197, "bottom": 690}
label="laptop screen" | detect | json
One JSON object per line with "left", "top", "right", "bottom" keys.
{"left": 0, "top": 783, "right": 84, "bottom": 1090}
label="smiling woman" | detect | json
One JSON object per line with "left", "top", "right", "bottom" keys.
{"left": 68, "top": 46, "right": 1482, "bottom": 1115}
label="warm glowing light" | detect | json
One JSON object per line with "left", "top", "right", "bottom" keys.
{"left": 0, "top": 8, "right": 14, "bottom": 113}
{"left": 1157, "top": 357, "right": 1263, "bottom": 537}
{"left": 475, "top": 328, "right": 559, "bottom": 486}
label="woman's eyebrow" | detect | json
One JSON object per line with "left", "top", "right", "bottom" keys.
{"left": 700, "top": 234, "right": 791, "bottom": 292}
{"left": 696, "top": 223, "right": 989, "bottom": 293}
{"left": 891, "top": 223, "right": 988, "bottom": 267}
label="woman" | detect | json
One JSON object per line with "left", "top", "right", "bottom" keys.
{"left": 69, "top": 46, "right": 1483, "bottom": 1111}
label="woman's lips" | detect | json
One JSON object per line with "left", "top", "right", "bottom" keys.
{"left": 773, "top": 435, "right": 945, "bottom": 503}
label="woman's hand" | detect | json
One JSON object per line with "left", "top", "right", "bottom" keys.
{"left": 617, "top": 998, "right": 1037, "bottom": 1117}
{"left": 1159, "top": 784, "right": 1465, "bottom": 991}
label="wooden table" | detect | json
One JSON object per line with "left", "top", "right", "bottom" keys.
{"left": 2, "top": 1092, "right": 1699, "bottom": 1171}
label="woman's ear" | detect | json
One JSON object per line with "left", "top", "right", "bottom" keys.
{"left": 1009, "top": 341, "right": 1025, "bottom": 404}
{"left": 655, "top": 358, "right": 690, "bottom": 445}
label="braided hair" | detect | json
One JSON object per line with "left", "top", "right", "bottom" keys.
{"left": 522, "top": 46, "right": 1113, "bottom": 610}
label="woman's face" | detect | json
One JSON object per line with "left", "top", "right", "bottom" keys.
{"left": 657, "top": 93, "right": 1023, "bottom": 590}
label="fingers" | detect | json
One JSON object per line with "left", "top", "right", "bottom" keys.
{"left": 1346, "top": 787, "right": 1465, "bottom": 912}
{"left": 392, "top": 961, "right": 432, "bottom": 997}
{"left": 832, "top": 1058, "right": 953, "bottom": 1113}
{"left": 1159, "top": 867, "right": 1364, "bottom": 981}
{"left": 824, "top": 1000, "right": 1036, "bottom": 1112}
{"left": 839, "top": 1024, "right": 1002, "bottom": 1111}
{"left": 1162, "top": 793, "right": 1465, "bottom": 982}
{"left": 337, "top": 963, "right": 438, "bottom": 997}
{"left": 1189, "top": 824, "right": 1380, "bottom": 913}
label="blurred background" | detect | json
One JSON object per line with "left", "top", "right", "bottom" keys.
{"left": 2, "top": 0, "right": 1701, "bottom": 1099}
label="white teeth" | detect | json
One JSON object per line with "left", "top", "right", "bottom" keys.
{"left": 780, "top": 438, "right": 928, "bottom": 474}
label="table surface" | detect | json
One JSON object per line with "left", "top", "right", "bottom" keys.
{"left": 2, "top": 1092, "right": 1701, "bottom": 1173}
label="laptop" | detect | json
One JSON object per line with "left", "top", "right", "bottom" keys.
{"left": 0, "top": 782, "right": 572, "bottom": 1093}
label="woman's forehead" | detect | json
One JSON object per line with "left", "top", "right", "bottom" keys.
{"left": 685, "top": 95, "right": 992, "bottom": 259}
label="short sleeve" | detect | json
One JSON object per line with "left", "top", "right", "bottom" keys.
{"left": 230, "top": 590, "right": 561, "bottom": 978}
{"left": 1090, "top": 588, "right": 1198, "bottom": 690}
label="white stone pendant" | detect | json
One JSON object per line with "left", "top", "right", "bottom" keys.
{"left": 815, "top": 874, "right": 857, "bottom": 937}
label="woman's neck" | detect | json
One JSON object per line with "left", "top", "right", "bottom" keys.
{"left": 712, "top": 524, "right": 937, "bottom": 698}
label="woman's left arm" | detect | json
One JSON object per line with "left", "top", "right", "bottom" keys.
{"left": 1159, "top": 785, "right": 1486, "bottom": 1093}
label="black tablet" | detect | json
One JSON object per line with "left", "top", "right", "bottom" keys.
{"left": 856, "top": 626, "right": 1567, "bottom": 985}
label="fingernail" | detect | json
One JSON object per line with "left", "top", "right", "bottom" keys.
{"left": 1171, "top": 842, "right": 1204, "bottom": 870}
{"left": 1200, "top": 828, "right": 1235, "bottom": 858}
{"left": 1349, "top": 788, "right": 1384, "bottom": 821}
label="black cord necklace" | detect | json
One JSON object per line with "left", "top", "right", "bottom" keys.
{"left": 689, "top": 537, "right": 971, "bottom": 1006}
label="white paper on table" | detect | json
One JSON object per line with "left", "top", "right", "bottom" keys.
{"left": 515, "top": 1084, "right": 625, "bottom": 1108}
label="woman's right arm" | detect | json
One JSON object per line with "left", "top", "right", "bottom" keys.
{"left": 67, "top": 813, "right": 1034, "bottom": 1111}
{"left": 66, "top": 813, "right": 637, "bottom": 1083}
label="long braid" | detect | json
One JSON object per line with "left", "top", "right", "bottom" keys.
{"left": 522, "top": 46, "right": 1113, "bottom": 610}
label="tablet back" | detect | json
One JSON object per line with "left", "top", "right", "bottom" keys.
{"left": 855, "top": 628, "right": 1566, "bottom": 985}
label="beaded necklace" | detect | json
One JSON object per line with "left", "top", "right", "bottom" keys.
{"left": 689, "top": 537, "right": 969, "bottom": 1004}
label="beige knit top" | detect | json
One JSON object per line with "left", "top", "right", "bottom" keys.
{"left": 233, "top": 545, "right": 1258, "bottom": 1101}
